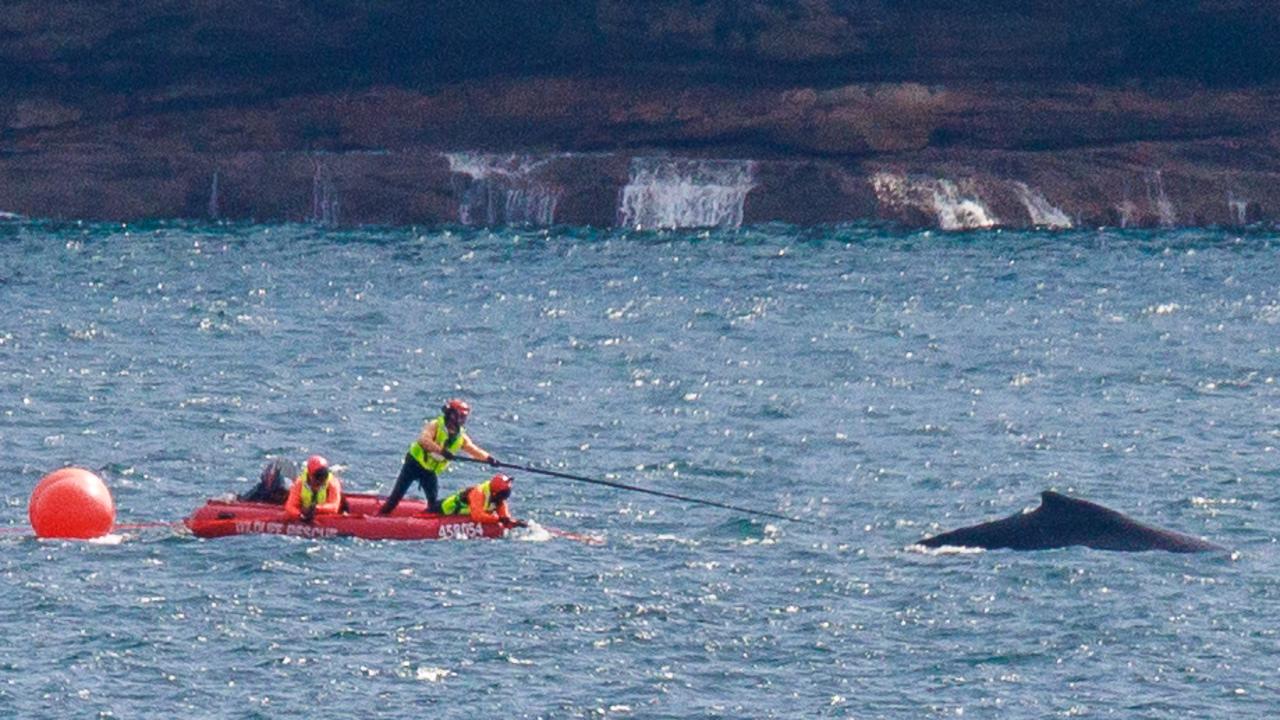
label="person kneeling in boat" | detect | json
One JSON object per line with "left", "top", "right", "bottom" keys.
{"left": 284, "top": 455, "right": 344, "bottom": 522}
{"left": 378, "top": 398, "right": 499, "bottom": 515}
{"left": 239, "top": 458, "right": 295, "bottom": 504}
{"left": 438, "top": 473, "right": 527, "bottom": 529}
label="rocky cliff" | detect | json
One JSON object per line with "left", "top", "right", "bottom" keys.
{"left": 2, "top": 1, "right": 1278, "bottom": 228}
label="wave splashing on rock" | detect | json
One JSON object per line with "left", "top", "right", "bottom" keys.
{"left": 1012, "top": 182, "right": 1073, "bottom": 229}
{"left": 446, "top": 152, "right": 561, "bottom": 226}
{"left": 618, "top": 158, "right": 756, "bottom": 230}
{"left": 872, "top": 172, "right": 999, "bottom": 230}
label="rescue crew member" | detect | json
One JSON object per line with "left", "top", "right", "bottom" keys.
{"left": 239, "top": 458, "right": 294, "bottom": 504}
{"left": 285, "top": 455, "right": 344, "bottom": 522}
{"left": 378, "top": 398, "right": 499, "bottom": 515}
{"left": 439, "top": 473, "right": 526, "bottom": 528}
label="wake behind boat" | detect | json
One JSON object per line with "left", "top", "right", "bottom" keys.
{"left": 184, "top": 493, "right": 507, "bottom": 541}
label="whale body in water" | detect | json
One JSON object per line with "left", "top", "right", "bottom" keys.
{"left": 918, "top": 491, "right": 1222, "bottom": 553}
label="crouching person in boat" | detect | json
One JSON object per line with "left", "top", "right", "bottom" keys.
{"left": 284, "top": 455, "right": 344, "bottom": 522}
{"left": 240, "top": 458, "right": 296, "bottom": 504}
{"left": 439, "top": 473, "right": 527, "bottom": 529}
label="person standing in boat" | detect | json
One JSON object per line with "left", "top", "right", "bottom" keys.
{"left": 439, "top": 473, "right": 526, "bottom": 528}
{"left": 378, "top": 398, "right": 499, "bottom": 515}
{"left": 284, "top": 455, "right": 344, "bottom": 522}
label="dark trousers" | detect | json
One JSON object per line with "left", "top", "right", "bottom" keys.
{"left": 379, "top": 453, "right": 439, "bottom": 515}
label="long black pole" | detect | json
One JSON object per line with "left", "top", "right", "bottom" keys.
{"left": 458, "top": 456, "right": 800, "bottom": 522}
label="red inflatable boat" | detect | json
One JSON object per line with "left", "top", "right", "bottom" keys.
{"left": 184, "top": 493, "right": 507, "bottom": 541}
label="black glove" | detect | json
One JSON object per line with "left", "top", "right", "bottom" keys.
{"left": 485, "top": 455, "right": 499, "bottom": 466}
{"left": 503, "top": 518, "right": 528, "bottom": 529}
{"left": 441, "top": 449, "right": 456, "bottom": 461}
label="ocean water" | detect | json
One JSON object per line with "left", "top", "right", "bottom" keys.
{"left": 1, "top": 222, "right": 1277, "bottom": 718}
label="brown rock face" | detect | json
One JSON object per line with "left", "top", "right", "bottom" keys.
{"left": 1, "top": 2, "right": 1278, "bottom": 228}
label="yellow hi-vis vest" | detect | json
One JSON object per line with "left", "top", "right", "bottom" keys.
{"left": 297, "top": 472, "right": 329, "bottom": 509}
{"left": 408, "top": 415, "right": 467, "bottom": 473}
{"left": 439, "top": 479, "right": 497, "bottom": 516}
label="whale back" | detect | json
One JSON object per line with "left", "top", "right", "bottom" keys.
{"left": 919, "top": 490, "right": 1221, "bottom": 553}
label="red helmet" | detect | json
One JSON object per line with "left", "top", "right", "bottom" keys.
{"left": 443, "top": 398, "right": 471, "bottom": 424}
{"left": 306, "top": 455, "right": 330, "bottom": 480}
{"left": 489, "top": 473, "right": 512, "bottom": 497}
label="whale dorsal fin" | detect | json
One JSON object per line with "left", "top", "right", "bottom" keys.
{"left": 1039, "top": 490, "right": 1127, "bottom": 524}
{"left": 1039, "top": 490, "right": 1075, "bottom": 509}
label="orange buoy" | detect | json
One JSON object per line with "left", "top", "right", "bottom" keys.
{"left": 28, "top": 467, "right": 81, "bottom": 511}
{"left": 28, "top": 467, "right": 115, "bottom": 539}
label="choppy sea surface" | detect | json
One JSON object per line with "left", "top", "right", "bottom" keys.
{"left": 2, "top": 222, "right": 1277, "bottom": 719}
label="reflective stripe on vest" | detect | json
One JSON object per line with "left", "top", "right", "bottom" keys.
{"left": 439, "top": 480, "right": 494, "bottom": 516}
{"left": 297, "top": 472, "right": 328, "bottom": 509}
{"left": 408, "top": 415, "right": 467, "bottom": 473}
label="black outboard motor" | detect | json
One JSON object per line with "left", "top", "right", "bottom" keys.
{"left": 238, "top": 458, "right": 297, "bottom": 504}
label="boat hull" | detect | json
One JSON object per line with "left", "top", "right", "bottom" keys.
{"left": 184, "top": 493, "right": 506, "bottom": 540}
